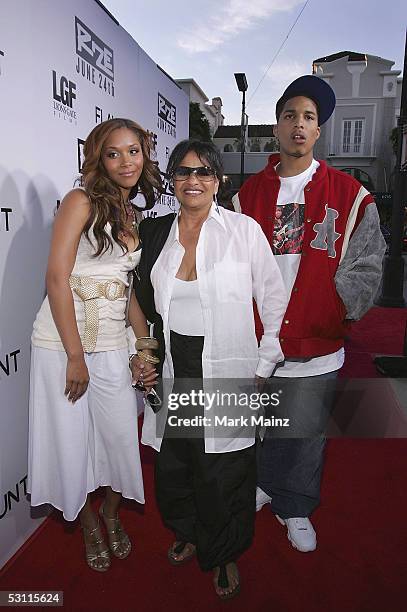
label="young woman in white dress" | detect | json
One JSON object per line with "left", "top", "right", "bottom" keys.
{"left": 28, "top": 118, "right": 160, "bottom": 572}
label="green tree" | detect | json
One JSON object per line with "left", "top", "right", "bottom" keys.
{"left": 189, "top": 102, "right": 212, "bottom": 141}
{"left": 390, "top": 127, "right": 398, "bottom": 156}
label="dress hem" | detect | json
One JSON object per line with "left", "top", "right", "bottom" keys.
{"left": 28, "top": 485, "right": 145, "bottom": 522}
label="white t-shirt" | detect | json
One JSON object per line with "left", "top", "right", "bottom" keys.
{"left": 272, "top": 159, "right": 344, "bottom": 377}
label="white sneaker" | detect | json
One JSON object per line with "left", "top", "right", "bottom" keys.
{"left": 255, "top": 487, "right": 272, "bottom": 512}
{"left": 275, "top": 515, "right": 317, "bottom": 552}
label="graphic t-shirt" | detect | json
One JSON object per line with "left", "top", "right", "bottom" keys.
{"left": 272, "top": 159, "right": 344, "bottom": 377}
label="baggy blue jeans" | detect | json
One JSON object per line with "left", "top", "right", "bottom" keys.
{"left": 257, "top": 371, "right": 338, "bottom": 519}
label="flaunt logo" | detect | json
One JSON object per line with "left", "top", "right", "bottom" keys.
{"left": 77, "top": 139, "right": 85, "bottom": 173}
{"left": 95, "top": 106, "right": 114, "bottom": 124}
{"left": 0, "top": 476, "right": 28, "bottom": 520}
{"left": 157, "top": 93, "right": 176, "bottom": 138}
{"left": 75, "top": 17, "right": 115, "bottom": 97}
{"left": 1, "top": 207, "right": 12, "bottom": 231}
{"left": 0, "top": 349, "right": 20, "bottom": 378}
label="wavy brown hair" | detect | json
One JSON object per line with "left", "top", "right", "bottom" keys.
{"left": 81, "top": 118, "right": 163, "bottom": 256}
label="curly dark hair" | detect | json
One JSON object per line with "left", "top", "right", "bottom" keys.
{"left": 81, "top": 118, "right": 163, "bottom": 256}
{"left": 166, "top": 139, "right": 224, "bottom": 182}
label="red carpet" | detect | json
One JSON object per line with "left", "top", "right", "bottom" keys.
{"left": 1, "top": 307, "right": 406, "bottom": 612}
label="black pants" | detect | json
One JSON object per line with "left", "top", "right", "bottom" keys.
{"left": 155, "top": 331, "right": 256, "bottom": 571}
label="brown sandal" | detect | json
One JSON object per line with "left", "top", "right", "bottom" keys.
{"left": 167, "top": 541, "right": 196, "bottom": 566}
{"left": 81, "top": 521, "right": 110, "bottom": 572}
{"left": 99, "top": 503, "right": 131, "bottom": 560}
{"left": 214, "top": 563, "right": 241, "bottom": 600}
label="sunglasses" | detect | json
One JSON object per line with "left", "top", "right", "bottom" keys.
{"left": 172, "top": 166, "right": 216, "bottom": 182}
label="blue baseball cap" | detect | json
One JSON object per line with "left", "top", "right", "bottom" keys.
{"left": 276, "top": 75, "right": 336, "bottom": 125}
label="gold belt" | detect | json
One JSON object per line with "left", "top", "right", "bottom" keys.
{"left": 69, "top": 275, "right": 126, "bottom": 352}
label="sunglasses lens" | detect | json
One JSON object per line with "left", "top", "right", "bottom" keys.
{"left": 173, "top": 166, "right": 215, "bottom": 181}
{"left": 196, "top": 167, "right": 215, "bottom": 179}
{"left": 173, "top": 167, "right": 190, "bottom": 180}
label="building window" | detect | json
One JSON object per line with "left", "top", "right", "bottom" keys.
{"left": 342, "top": 119, "right": 365, "bottom": 154}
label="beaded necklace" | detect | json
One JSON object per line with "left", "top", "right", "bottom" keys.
{"left": 124, "top": 201, "right": 137, "bottom": 231}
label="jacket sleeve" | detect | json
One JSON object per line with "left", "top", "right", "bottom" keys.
{"left": 334, "top": 203, "right": 386, "bottom": 321}
{"left": 249, "top": 219, "right": 287, "bottom": 377}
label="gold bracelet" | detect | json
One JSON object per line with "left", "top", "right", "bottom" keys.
{"left": 137, "top": 350, "right": 160, "bottom": 365}
{"left": 135, "top": 336, "right": 159, "bottom": 351}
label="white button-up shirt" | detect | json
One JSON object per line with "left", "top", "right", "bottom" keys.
{"left": 141, "top": 204, "right": 287, "bottom": 453}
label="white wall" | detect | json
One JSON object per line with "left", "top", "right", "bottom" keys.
{"left": 0, "top": 0, "right": 188, "bottom": 570}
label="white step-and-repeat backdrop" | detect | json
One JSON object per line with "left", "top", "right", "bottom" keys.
{"left": 0, "top": 0, "right": 188, "bottom": 569}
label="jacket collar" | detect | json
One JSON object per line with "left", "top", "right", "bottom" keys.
{"left": 263, "top": 153, "right": 327, "bottom": 186}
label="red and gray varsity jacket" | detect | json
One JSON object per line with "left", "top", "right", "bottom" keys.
{"left": 235, "top": 154, "right": 386, "bottom": 358}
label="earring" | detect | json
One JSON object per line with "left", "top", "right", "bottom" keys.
{"left": 213, "top": 193, "right": 220, "bottom": 214}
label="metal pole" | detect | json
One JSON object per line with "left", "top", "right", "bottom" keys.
{"left": 240, "top": 90, "right": 246, "bottom": 187}
{"left": 377, "top": 29, "right": 407, "bottom": 307}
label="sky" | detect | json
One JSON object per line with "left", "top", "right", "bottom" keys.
{"left": 101, "top": 0, "right": 406, "bottom": 125}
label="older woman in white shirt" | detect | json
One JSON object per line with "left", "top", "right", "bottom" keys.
{"left": 138, "top": 140, "right": 286, "bottom": 600}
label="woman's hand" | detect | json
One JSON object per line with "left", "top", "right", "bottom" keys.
{"left": 65, "top": 355, "right": 90, "bottom": 403}
{"left": 130, "top": 356, "right": 158, "bottom": 392}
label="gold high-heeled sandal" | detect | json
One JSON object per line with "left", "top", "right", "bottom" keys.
{"left": 99, "top": 503, "right": 132, "bottom": 560}
{"left": 81, "top": 521, "right": 111, "bottom": 572}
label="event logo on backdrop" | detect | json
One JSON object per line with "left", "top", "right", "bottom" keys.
{"left": 95, "top": 106, "right": 114, "bottom": 124}
{"left": 0, "top": 349, "right": 21, "bottom": 379}
{"left": 77, "top": 139, "right": 85, "bottom": 172}
{"left": 160, "top": 173, "right": 176, "bottom": 211}
{"left": 157, "top": 93, "right": 176, "bottom": 138}
{"left": 0, "top": 476, "right": 28, "bottom": 520}
{"left": 147, "top": 130, "right": 158, "bottom": 152}
{"left": 1, "top": 207, "right": 12, "bottom": 231}
{"left": 75, "top": 17, "right": 115, "bottom": 97}
{"left": 52, "top": 70, "right": 77, "bottom": 123}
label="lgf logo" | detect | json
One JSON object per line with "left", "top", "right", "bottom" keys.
{"left": 75, "top": 17, "right": 115, "bottom": 97}
{"left": 157, "top": 93, "right": 176, "bottom": 138}
{"left": 53, "top": 71, "right": 76, "bottom": 108}
{"left": 52, "top": 71, "right": 77, "bottom": 122}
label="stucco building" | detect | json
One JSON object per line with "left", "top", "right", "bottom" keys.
{"left": 313, "top": 51, "right": 402, "bottom": 192}
{"left": 175, "top": 78, "right": 224, "bottom": 136}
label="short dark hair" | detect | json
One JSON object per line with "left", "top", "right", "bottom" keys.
{"left": 166, "top": 139, "right": 224, "bottom": 181}
{"left": 275, "top": 94, "right": 320, "bottom": 124}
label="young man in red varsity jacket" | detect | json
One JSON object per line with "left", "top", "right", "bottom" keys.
{"left": 233, "top": 75, "right": 386, "bottom": 552}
